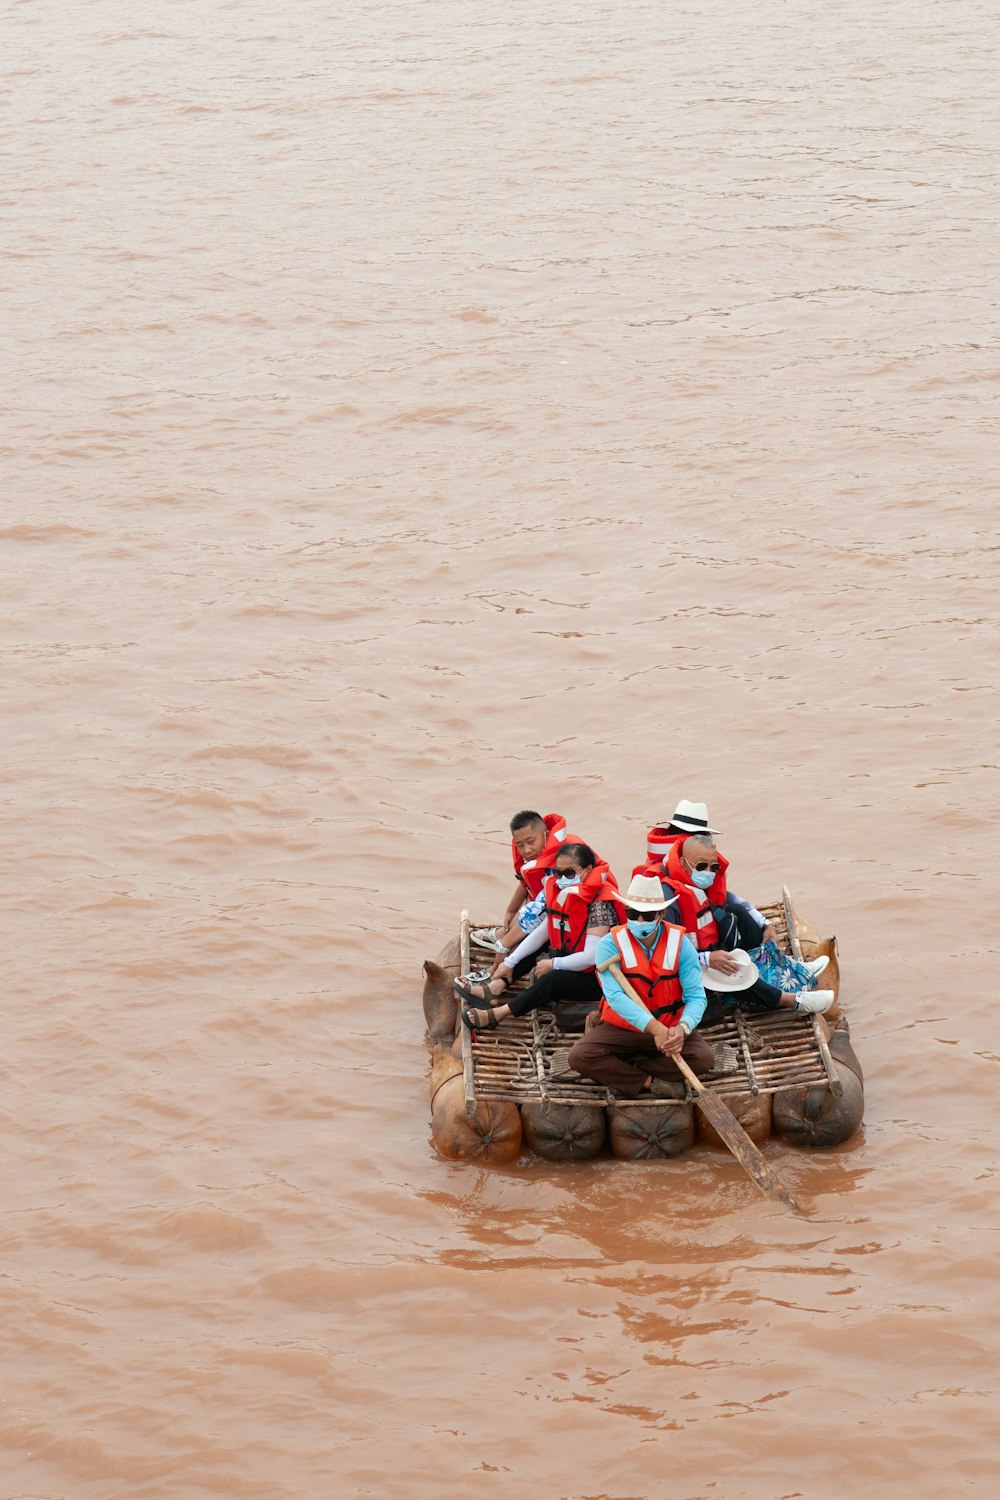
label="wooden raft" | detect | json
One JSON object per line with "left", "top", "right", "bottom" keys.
{"left": 457, "top": 896, "right": 836, "bottom": 1114}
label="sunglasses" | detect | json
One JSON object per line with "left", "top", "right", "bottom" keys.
{"left": 688, "top": 860, "right": 720, "bottom": 873}
{"left": 625, "top": 907, "right": 664, "bottom": 921}
{"left": 554, "top": 867, "right": 581, "bottom": 879}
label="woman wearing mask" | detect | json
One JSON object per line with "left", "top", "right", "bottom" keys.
{"left": 456, "top": 843, "right": 624, "bottom": 1030}
{"left": 565, "top": 874, "right": 715, "bottom": 1097}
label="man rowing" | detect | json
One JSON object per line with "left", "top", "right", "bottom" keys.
{"left": 566, "top": 874, "right": 715, "bottom": 1097}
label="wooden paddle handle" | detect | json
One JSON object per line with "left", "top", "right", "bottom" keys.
{"left": 670, "top": 1051, "right": 705, "bottom": 1095}
{"left": 602, "top": 960, "right": 705, "bottom": 1093}
{"left": 603, "top": 969, "right": 799, "bottom": 1212}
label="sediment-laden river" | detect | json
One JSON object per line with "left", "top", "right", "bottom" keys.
{"left": 1, "top": 0, "right": 997, "bottom": 1494}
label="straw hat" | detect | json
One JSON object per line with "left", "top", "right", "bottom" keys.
{"left": 670, "top": 799, "right": 721, "bottom": 836}
{"left": 623, "top": 874, "right": 670, "bottom": 912}
{"left": 701, "top": 949, "right": 759, "bottom": 992}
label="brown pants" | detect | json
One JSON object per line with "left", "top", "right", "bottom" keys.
{"left": 567, "top": 1022, "right": 715, "bottom": 1099}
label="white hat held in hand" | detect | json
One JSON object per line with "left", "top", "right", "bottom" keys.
{"left": 701, "top": 948, "right": 759, "bottom": 992}
{"left": 670, "top": 799, "right": 722, "bottom": 836}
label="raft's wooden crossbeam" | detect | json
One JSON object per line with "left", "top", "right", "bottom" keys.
{"left": 463, "top": 898, "right": 833, "bottom": 1109}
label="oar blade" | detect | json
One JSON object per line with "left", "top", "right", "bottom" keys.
{"left": 694, "top": 1093, "right": 802, "bottom": 1213}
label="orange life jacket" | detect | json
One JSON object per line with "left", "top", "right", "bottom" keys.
{"left": 630, "top": 824, "right": 687, "bottom": 880}
{"left": 543, "top": 862, "right": 625, "bottom": 961}
{"left": 513, "top": 814, "right": 585, "bottom": 900}
{"left": 599, "top": 922, "right": 686, "bottom": 1032}
{"left": 662, "top": 840, "right": 730, "bottom": 951}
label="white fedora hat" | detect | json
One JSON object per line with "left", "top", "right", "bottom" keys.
{"left": 670, "top": 799, "right": 721, "bottom": 836}
{"left": 623, "top": 873, "right": 671, "bottom": 913}
{"left": 701, "top": 949, "right": 759, "bottom": 992}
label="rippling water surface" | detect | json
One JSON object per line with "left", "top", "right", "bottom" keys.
{"left": 2, "top": 0, "right": 998, "bottom": 1495}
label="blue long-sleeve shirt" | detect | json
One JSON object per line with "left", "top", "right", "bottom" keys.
{"left": 595, "top": 928, "right": 707, "bottom": 1033}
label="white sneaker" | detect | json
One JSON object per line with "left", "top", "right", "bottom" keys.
{"left": 780, "top": 954, "right": 831, "bottom": 993}
{"left": 794, "top": 989, "right": 834, "bottom": 1015}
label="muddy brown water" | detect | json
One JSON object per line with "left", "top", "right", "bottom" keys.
{"left": 2, "top": 0, "right": 998, "bottom": 1496}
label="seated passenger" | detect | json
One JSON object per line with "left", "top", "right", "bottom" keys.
{"left": 456, "top": 843, "right": 624, "bottom": 1027}
{"left": 662, "top": 832, "right": 833, "bottom": 1015}
{"left": 566, "top": 875, "right": 715, "bottom": 1097}
{"left": 470, "top": 809, "right": 584, "bottom": 958}
{"left": 632, "top": 799, "right": 723, "bottom": 879}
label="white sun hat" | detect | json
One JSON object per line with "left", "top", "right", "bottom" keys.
{"left": 623, "top": 873, "right": 671, "bottom": 912}
{"left": 670, "top": 799, "right": 722, "bottom": 836}
{"left": 700, "top": 949, "right": 759, "bottom": 992}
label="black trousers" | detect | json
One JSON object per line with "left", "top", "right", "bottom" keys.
{"left": 505, "top": 966, "right": 602, "bottom": 1027}
{"left": 708, "top": 899, "right": 784, "bottom": 1017}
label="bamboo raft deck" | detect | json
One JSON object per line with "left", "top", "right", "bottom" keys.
{"left": 458, "top": 893, "right": 840, "bottom": 1113}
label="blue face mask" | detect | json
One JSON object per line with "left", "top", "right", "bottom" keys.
{"left": 690, "top": 868, "right": 716, "bottom": 890}
{"left": 556, "top": 872, "right": 581, "bottom": 889}
{"left": 627, "top": 918, "right": 660, "bottom": 939}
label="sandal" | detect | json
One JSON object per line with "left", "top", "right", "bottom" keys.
{"left": 470, "top": 928, "right": 508, "bottom": 954}
{"left": 462, "top": 1005, "right": 500, "bottom": 1032}
{"left": 457, "top": 968, "right": 493, "bottom": 986}
{"left": 454, "top": 975, "right": 509, "bottom": 1004}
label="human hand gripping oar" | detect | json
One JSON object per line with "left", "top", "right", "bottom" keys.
{"left": 599, "top": 958, "right": 802, "bottom": 1214}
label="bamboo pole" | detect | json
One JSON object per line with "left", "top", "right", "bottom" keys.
{"left": 781, "top": 887, "right": 841, "bottom": 1098}
{"left": 811, "top": 1014, "right": 844, "bottom": 1098}
{"left": 459, "top": 909, "right": 477, "bottom": 1116}
{"left": 530, "top": 1012, "right": 549, "bottom": 1103}
{"left": 734, "top": 1011, "right": 761, "bottom": 1096}
{"left": 782, "top": 885, "right": 804, "bottom": 962}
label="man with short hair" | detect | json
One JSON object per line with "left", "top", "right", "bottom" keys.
{"left": 634, "top": 800, "right": 782, "bottom": 958}
{"left": 663, "top": 833, "right": 832, "bottom": 1014}
{"left": 471, "top": 809, "right": 584, "bottom": 957}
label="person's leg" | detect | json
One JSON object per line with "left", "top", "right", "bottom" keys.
{"left": 734, "top": 977, "right": 786, "bottom": 1013}
{"left": 680, "top": 1029, "right": 715, "bottom": 1074}
{"left": 640, "top": 1027, "right": 715, "bottom": 1085}
{"left": 567, "top": 1024, "right": 660, "bottom": 1097}
{"left": 711, "top": 905, "right": 743, "bottom": 951}
{"left": 735, "top": 976, "right": 838, "bottom": 1013}
{"left": 568, "top": 1023, "right": 714, "bottom": 1098}
{"left": 722, "top": 896, "right": 766, "bottom": 950}
{"left": 508, "top": 948, "right": 547, "bottom": 983}
{"left": 462, "top": 962, "right": 589, "bottom": 1030}
{"left": 499, "top": 908, "right": 545, "bottom": 952}
{"left": 505, "top": 968, "right": 599, "bottom": 1019}
{"left": 489, "top": 892, "right": 547, "bottom": 956}
{"left": 736, "top": 978, "right": 834, "bottom": 1015}
{"left": 459, "top": 941, "right": 553, "bottom": 1005}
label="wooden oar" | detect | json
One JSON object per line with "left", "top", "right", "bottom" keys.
{"left": 600, "top": 959, "right": 802, "bottom": 1213}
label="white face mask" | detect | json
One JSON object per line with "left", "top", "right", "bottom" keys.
{"left": 556, "top": 872, "right": 581, "bottom": 889}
